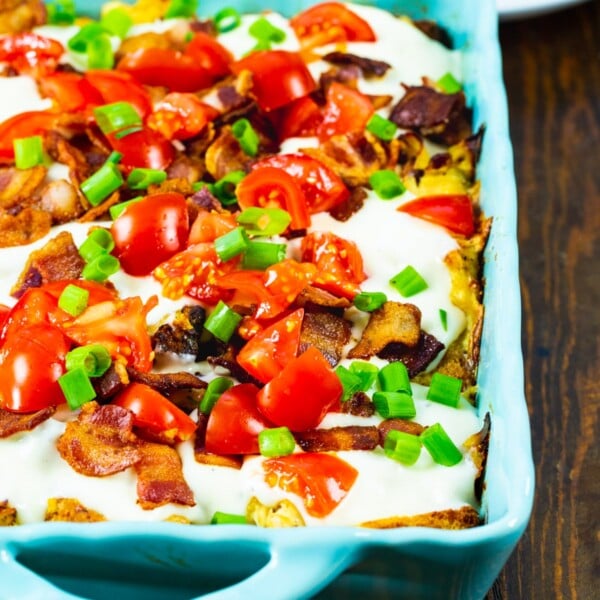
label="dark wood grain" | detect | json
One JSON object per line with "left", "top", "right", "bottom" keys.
{"left": 490, "top": 2, "right": 600, "bottom": 598}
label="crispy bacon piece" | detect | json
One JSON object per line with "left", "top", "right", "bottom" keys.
{"left": 205, "top": 128, "right": 251, "bottom": 181}
{"left": 299, "top": 310, "right": 352, "bottom": 367}
{"left": 127, "top": 368, "right": 207, "bottom": 396}
{"left": 0, "top": 501, "right": 17, "bottom": 526}
{"left": 56, "top": 402, "right": 141, "bottom": 477}
{"left": 39, "top": 179, "right": 82, "bottom": 223}
{"left": 45, "top": 498, "right": 106, "bottom": 523}
{"left": 378, "top": 418, "right": 425, "bottom": 446}
{"left": 378, "top": 331, "right": 445, "bottom": 377}
{"left": 0, "top": 0, "right": 45, "bottom": 34}
{"left": 328, "top": 187, "right": 367, "bottom": 222}
{"left": 294, "top": 426, "right": 379, "bottom": 452}
{"left": 389, "top": 85, "right": 472, "bottom": 146}
{"left": 0, "top": 166, "right": 46, "bottom": 211}
{"left": 10, "top": 231, "right": 84, "bottom": 297}
{"left": 348, "top": 302, "right": 422, "bottom": 359}
{"left": 166, "top": 155, "right": 206, "bottom": 185}
{"left": 322, "top": 52, "right": 391, "bottom": 78}
{"left": 413, "top": 20, "right": 453, "bottom": 48}
{"left": 135, "top": 442, "right": 195, "bottom": 509}
{"left": 361, "top": 506, "right": 481, "bottom": 529}
{"left": 0, "top": 406, "right": 55, "bottom": 438}
{"left": 193, "top": 413, "right": 242, "bottom": 469}
{"left": 294, "top": 285, "right": 351, "bottom": 310}
{"left": 152, "top": 304, "right": 207, "bottom": 359}
{"left": 0, "top": 206, "right": 51, "bottom": 247}
{"left": 341, "top": 391, "right": 375, "bottom": 417}
{"left": 93, "top": 362, "right": 130, "bottom": 402}
{"left": 319, "top": 64, "right": 361, "bottom": 92}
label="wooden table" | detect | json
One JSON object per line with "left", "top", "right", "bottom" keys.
{"left": 489, "top": 2, "right": 599, "bottom": 598}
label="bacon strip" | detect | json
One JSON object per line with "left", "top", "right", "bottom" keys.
{"left": 0, "top": 406, "right": 55, "bottom": 438}
{"left": 0, "top": 166, "right": 46, "bottom": 211}
{"left": 322, "top": 52, "right": 391, "bottom": 78}
{"left": 378, "top": 331, "right": 445, "bottom": 377}
{"left": 127, "top": 368, "right": 207, "bottom": 396}
{"left": 341, "top": 391, "right": 375, "bottom": 417}
{"left": 299, "top": 310, "right": 352, "bottom": 367}
{"left": 378, "top": 418, "right": 425, "bottom": 446}
{"left": 294, "top": 426, "right": 379, "bottom": 452}
{"left": 0, "top": 206, "right": 51, "bottom": 247}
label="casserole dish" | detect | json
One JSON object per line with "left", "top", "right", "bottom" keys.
{"left": 0, "top": 0, "right": 534, "bottom": 598}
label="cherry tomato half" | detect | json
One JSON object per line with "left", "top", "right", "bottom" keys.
{"left": 0, "top": 111, "right": 57, "bottom": 161}
{"left": 0, "top": 32, "right": 64, "bottom": 76}
{"left": 108, "top": 127, "right": 176, "bottom": 171}
{"left": 39, "top": 72, "right": 103, "bottom": 113}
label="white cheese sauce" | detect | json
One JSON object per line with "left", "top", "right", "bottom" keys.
{"left": 0, "top": 6, "right": 481, "bottom": 526}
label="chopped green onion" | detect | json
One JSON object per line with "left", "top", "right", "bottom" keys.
{"left": 81, "top": 161, "right": 124, "bottom": 206}
{"left": 114, "top": 125, "right": 143, "bottom": 139}
{"left": 199, "top": 377, "right": 234, "bottom": 414}
{"left": 383, "top": 430, "right": 422, "bottom": 465}
{"left": 377, "top": 361, "right": 411, "bottom": 394}
{"left": 46, "top": 0, "right": 76, "bottom": 25}
{"left": 214, "top": 227, "right": 249, "bottom": 262}
{"left": 14, "top": 136, "right": 44, "bottom": 170}
{"left": 82, "top": 254, "right": 120, "bottom": 282}
{"left": 101, "top": 8, "right": 133, "bottom": 39}
{"left": 241, "top": 241, "right": 286, "bottom": 270}
{"left": 439, "top": 308, "right": 448, "bottom": 331}
{"left": 65, "top": 344, "right": 112, "bottom": 378}
{"left": 94, "top": 102, "right": 142, "bottom": 136}
{"left": 389, "top": 265, "right": 428, "bottom": 297}
{"left": 165, "top": 0, "right": 199, "bottom": 19}
{"left": 192, "top": 181, "right": 216, "bottom": 194}
{"left": 366, "top": 114, "right": 398, "bottom": 142}
{"left": 210, "top": 511, "right": 247, "bottom": 525}
{"left": 127, "top": 168, "right": 167, "bottom": 190}
{"left": 349, "top": 361, "right": 379, "bottom": 391}
{"left": 78, "top": 228, "right": 115, "bottom": 262}
{"left": 87, "top": 34, "right": 114, "bottom": 70}
{"left": 67, "top": 23, "right": 106, "bottom": 53}
{"left": 231, "top": 118, "right": 260, "bottom": 157}
{"left": 353, "top": 291, "right": 387, "bottom": 312}
{"left": 107, "top": 151, "right": 123, "bottom": 164}
{"left": 204, "top": 301, "right": 242, "bottom": 342}
{"left": 437, "top": 72, "right": 462, "bottom": 94}
{"left": 58, "top": 284, "right": 89, "bottom": 317}
{"left": 369, "top": 169, "right": 405, "bottom": 200}
{"left": 214, "top": 7, "right": 242, "bottom": 33}
{"left": 214, "top": 170, "right": 246, "bottom": 206}
{"left": 58, "top": 367, "right": 97, "bottom": 410}
{"left": 249, "top": 17, "right": 286, "bottom": 43}
{"left": 236, "top": 207, "right": 291, "bottom": 236}
{"left": 372, "top": 391, "right": 416, "bottom": 419}
{"left": 109, "top": 197, "right": 143, "bottom": 220}
{"left": 421, "top": 423, "right": 463, "bottom": 466}
{"left": 258, "top": 427, "right": 296, "bottom": 457}
{"left": 335, "top": 365, "right": 364, "bottom": 401}
{"left": 426, "top": 373, "right": 462, "bottom": 408}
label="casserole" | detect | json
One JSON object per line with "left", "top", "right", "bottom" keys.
{"left": 0, "top": 0, "right": 534, "bottom": 598}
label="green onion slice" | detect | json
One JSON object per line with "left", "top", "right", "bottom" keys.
{"left": 439, "top": 308, "right": 448, "bottom": 331}
{"left": 426, "top": 373, "right": 462, "bottom": 408}
{"left": 46, "top": 0, "right": 76, "bottom": 25}
{"left": 78, "top": 228, "right": 115, "bottom": 262}
{"left": 94, "top": 102, "right": 142, "bottom": 136}
{"left": 109, "top": 197, "right": 143, "bottom": 220}
{"left": 199, "top": 377, "right": 234, "bottom": 414}
{"left": 383, "top": 430, "right": 422, "bottom": 465}
{"left": 58, "top": 284, "right": 90, "bottom": 317}
{"left": 372, "top": 391, "right": 416, "bottom": 419}
{"left": 248, "top": 16, "right": 286, "bottom": 43}
{"left": 67, "top": 23, "right": 106, "bottom": 53}
{"left": 258, "top": 427, "right": 296, "bottom": 457}
{"left": 65, "top": 344, "right": 112, "bottom": 378}
{"left": 87, "top": 33, "right": 114, "bottom": 70}
{"left": 353, "top": 291, "right": 387, "bottom": 312}
{"left": 214, "top": 170, "right": 246, "bottom": 206}
{"left": 366, "top": 114, "right": 398, "bottom": 141}
{"left": 231, "top": 118, "right": 260, "bottom": 157}
{"left": 81, "top": 161, "right": 124, "bottom": 206}
{"left": 165, "top": 0, "right": 199, "bottom": 19}
{"left": 101, "top": 8, "right": 133, "bottom": 39}
{"left": 421, "top": 423, "right": 463, "bottom": 466}
{"left": 127, "top": 168, "right": 167, "bottom": 190}
{"left": 437, "top": 72, "right": 462, "bottom": 94}
{"left": 349, "top": 361, "right": 379, "bottom": 391}
{"left": 210, "top": 511, "right": 247, "bottom": 525}
{"left": 241, "top": 241, "right": 286, "bottom": 270}
{"left": 236, "top": 207, "right": 291, "bottom": 236}
{"left": 14, "top": 136, "right": 44, "bottom": 170}
{"left": 82, "top": 254, "right": 120, "bottom": 282}
{"left": 335, "top": 365, "right": 365, "bottom": 401}
{"left": 204, "top": 301, "right": 242, "bottom": 342}
{"left": 214, "top": 7, "right": 242, "bottom": 33}
{"left": 389, "top": 265, "right": 428, "bottom": 297}
{"left": 214, "top": 227, "right": 249, "bottom": 262}
{"left": 377, "top": 361, "right": 411, "bottom": 394}
{"left": 369, "top": 169, "right": 406, "bottom": 200}
{"left": 58, "top": 367, "right": 97, "bottom": 410}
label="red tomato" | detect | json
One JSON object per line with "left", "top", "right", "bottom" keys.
{"left": 0, "top": 32, "right": 64, "bottom": 75}
{"left": 236, "top": 166, "right": 310, "bottom": 230}
{"left": 113, "top": 382, "right": 197, "bottom": 442}
{"left": 147, "top": 93, "right": 219, "bottom": 141}
{"left": 277, "top": 96, "right": 323, "bottom": 140}
{"left": 188, "top": 209, "right": 237, "bottom": 245}
{"left": 237, "top": 308, "right": 304, "bottom": 384}
{"left": 39, "top": 72, "right": 103, "bottom": 113}
{"left": 317, "top": 82, "right": 374, "bottom": 141}
{"left": 205, "top": 383, "right": 272, "bottom": 455}
{"left": 185, "top": 32, "right": 232, "bottom": 79}
{"left": 263, "top": 452, "right": 358, "bottom": 517}
{"left": 257, "top": 346, "right": 342, "bottom": 431}
{"left": 232, "top": 51, "right": 316, "bottom": 112}
{"left": 0, "top": 324, "right": 70, "bottom": 412}
{"left": 291, "top": 2, "right": 376, "bottom": 46}
{"left": 108, "top": 127, "right": 176, "bottom": 171}
{"left": 85, "top": 70, "right": 153, "bottom": 119}
{"left": 263, "top": 259, "right": 317, "bottom": 307}
{"left": 0, "top": 111, "right": 57, "bottom": 161}
{"left": 111, "top": 192, "right": 189, "bottom": 276}
{"left": 301, "top": 232, "right": 366, "bottom": 299}
{"left": 397, "top": 194, "right": 476, "bottom": 236}
{"left": 0, "top": 305, "right": 9, "bottom": 329}
{"left": 117, "top": 48, "right": 216, "bottom": 93}
{"left": 252, "top": 154, "right": 349, "bottom": 214}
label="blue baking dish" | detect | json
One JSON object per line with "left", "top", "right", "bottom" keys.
{"left": 0, "top": 1, "right": 534, "bottom": 598}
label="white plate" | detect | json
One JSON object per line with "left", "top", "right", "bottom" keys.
{"left": 498, "top": 0, "right": 589, "bottom": 20}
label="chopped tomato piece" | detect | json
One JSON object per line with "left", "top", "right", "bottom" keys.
{"left": 108, "top": 127, "right": 176, "bottom": 171}
{"left": 317, "top": 82, "right": 374, "bottom": 141}
{"left": 147, "top": 92, "right": 219, "bottom": 141}
{"left": 277, "top": 96, "right": 323, "bottom": 140}
{"left": 236, "top": 166, "right": 310, "bottom": 230}
{"left": 0, "top": 305, "right": 10, "bottom": 329}
{"left": 263, "top": 452, "right": 358, "bottom": 518}
{"left": 253, "top": 154, "right": 349, "bottom": 214}
{"left": 263, "top": 259, "right": 316, "bottom": 306}
{"left": 257, "top": 347, "right": 343, "bottom": 431}
{"left": 39, "top": 72, "right": 103, "bottom": 114}
{"left": 0, "top": 111, "right": 57, "bottom": 161}
{"left": 301, "top": 232, "right": 366, "bottom": 299}
{"left": 205, "top": 383, "right": 272, "bottom": 455}
{"left": 291, "top": 2, "right": 376, "bottom": 47}
{"left": 0, "top": 32, "right": 64, "bottom": 76}
{"left": 237, "top": 308, "right": 304, "bottom": 384}
{"left": 188, "top": 209, "right": 237, "bottom": 245}
{"left": 397, "top": 194, "right": 476, "bottom": 236}
{"left": 185, "top": 32, "right": 232, "bottom": 80}
{"left": 113, "top": 382, "right": 196, "bottom": 442}
{"left": 232, "top": 50, "right": 317, "bottom": 112}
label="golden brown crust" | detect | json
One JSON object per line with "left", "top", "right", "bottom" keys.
{"left": 45, "top": 498, "right": 106, "bottom": 523}
{"left": 0, "top": 500, "right": 17, "bottom": 526}
{"left": 0, "top": 206, "right": 52, "bottom": 247}
{"left": 246, "top": 496, "right": 305, "bottom": 528}
{"left": 360, "top": 506, "right": 481, "bottom": 529}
